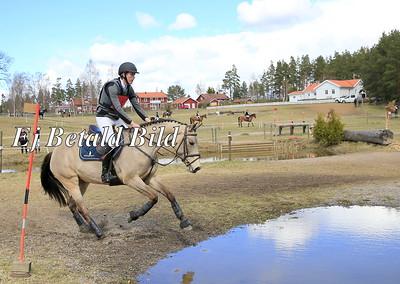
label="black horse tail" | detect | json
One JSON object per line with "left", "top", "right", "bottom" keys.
{"left": 41, "top": 152, "right": 69, "bottom": 207}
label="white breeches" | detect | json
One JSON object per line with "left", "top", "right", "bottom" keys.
{"left": 96, "top": 116, "right": 128, "bottom": 147}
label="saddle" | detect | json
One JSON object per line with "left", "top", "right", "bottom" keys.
{"left": 79, "top": 125, "right": 124, "bottom": 186}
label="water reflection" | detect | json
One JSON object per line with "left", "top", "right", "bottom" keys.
{"left": 138, "top": 206, "right": 400, "bottom": 284}
{"left": 0, "top": 169, "right": 17, "bottom": 173}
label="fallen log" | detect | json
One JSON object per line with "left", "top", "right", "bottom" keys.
{"left": 343, "top": 129, "right": 394, "bottom": 145}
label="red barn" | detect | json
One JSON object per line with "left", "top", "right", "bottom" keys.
{"left": 173, "top": 97, "right": 198, "bottom": 109}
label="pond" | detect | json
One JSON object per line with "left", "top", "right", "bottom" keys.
{"left": 137, "top": 206, "right": 400, "bottom": 284}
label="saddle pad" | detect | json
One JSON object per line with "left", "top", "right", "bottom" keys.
{"left": 79, "top": 138, "right": 102, "bottom": 161}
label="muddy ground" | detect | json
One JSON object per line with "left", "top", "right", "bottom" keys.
{"left": 1, "top": 151, "right": 400, "bottom": 283}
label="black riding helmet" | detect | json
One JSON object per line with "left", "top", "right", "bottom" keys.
{"left": 118, "top": 62, "right": 139, "bottom": 76}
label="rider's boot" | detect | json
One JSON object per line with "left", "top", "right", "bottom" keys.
{"left": 96, "top": 144, "right": 115, "bottom": 183}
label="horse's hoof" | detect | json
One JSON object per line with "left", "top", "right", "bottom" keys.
{"left": 96, "top": 233, "right": 105, "bottom": 240}
{"left": 180, "top": 219, "right": 192, "bottom": 229}
{"left": 128, "top": 212, "right": 139, "bottom": 223}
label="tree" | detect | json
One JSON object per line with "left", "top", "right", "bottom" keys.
{"left": 240, "top": 81, "right": 248, "bottom": 99}
{"left": 0, "top": 51, "right": 12, "bottom": 83}
{"left": 51, "top": 77, "right": 66, "bottom": 106}
{"left": 360, "top": 30, "right": 400, "bottom": 102}
{"left": 274, "top": 60, "right": 290, "bottom": 101}
{"left": 65, "top": 79, "right": 75, "bottom": 102}
{"left": 195, "top": 83, "right": 204, "bottom": 97}
{"left": 299, "top": 55, "right": 313, "bottom": 89}
{"left": 167, "top": 84, "right": 185, "bottom": 101}
{"left": 312, "top": 56, "right": 327, "bottom": 82}
{"left": 222, "top": 64, "right": 240, "bottom": 99}
{"left": 10, "top": 73, "right": 29, "bottom": 115}
{"left": 206, "top": 86, "right": 216, "bottom": 94}
{"left": 83, "top": 59, "right": 100, "bottom": 101}
{"left": 261, "top": 61, "right": 276, "bottom": 99}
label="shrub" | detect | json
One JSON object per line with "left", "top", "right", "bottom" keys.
{"left": 313, "top": 110, "right": 344, "bottom": 146}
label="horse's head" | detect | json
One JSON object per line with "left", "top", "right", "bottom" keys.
{"left": 176, "top": 123, "right": 201, "bottom": 173}
{"left": 252, "top": 113, "right": 256, "bottom": 118}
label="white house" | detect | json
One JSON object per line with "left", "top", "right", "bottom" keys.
{"left": 315, "top": 79, "right": 363, "bottom": 100}
{"left": 288, "top": 83, "right": 319, "bottom": 102}
{"left": 288, "top": 91, "right": 303, "bottom": 102}
{"left": 289, "top": 79, "right": 364, "bottom": 102}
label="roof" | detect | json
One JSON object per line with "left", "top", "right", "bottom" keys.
{"left": 173, "top": 97, "right": 197, "bottom": 104}
{"left": 327, "top": 79, "right": 361, "bottom": 88}
{"left": 197, "top": 93, "right": 229, "bottom": 101}
{"left": 303, "top": 83, "right": 320, "bottom": 93}
{"left": 136, "top": 92, "right": 168, "bottom": 98}
{"left": 288, "top": 91, "right": 303, "bottom": 96}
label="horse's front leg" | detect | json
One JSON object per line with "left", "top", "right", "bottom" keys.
{"left": 125, "top": 176, "right": 159, "bottom": 223}
{"left": 149, "top": 178, "right": 192, "bottom": 230}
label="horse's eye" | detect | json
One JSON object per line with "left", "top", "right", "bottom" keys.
{"left": 189, "top": 140, "right": 194, "bottom": 146}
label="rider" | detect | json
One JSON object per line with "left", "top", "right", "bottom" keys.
{"left": 245, "top": 109, "right": 250, "bottom": 119}
{"left": 155, "top": 111, "right": 160, "bottom": 121}
{"left": 195, "top": 110, "right": 200, "bottom": 119}
{"left": 96, "top": 61, "right": 151, "bottom": 183}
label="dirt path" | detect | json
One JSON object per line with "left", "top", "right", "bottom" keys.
{"left": 1, "top": 151, "right": 400, "bottom": 283}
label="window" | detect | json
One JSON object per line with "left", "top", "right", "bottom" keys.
{"left": 325, "top": 90, "right": 328, "bottom": 95}
{"left": 332, "top": 89, "right": 335, "bottom": 94}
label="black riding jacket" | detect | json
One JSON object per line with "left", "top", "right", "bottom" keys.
{"left": 96, "top": 78, "right": 147, "bottom": 124}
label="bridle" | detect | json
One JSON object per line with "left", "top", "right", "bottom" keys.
{"left": 126, "top": 124, "right": 201, "bottom": 169}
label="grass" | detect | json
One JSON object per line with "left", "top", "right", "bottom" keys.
{"left": 0, "top": 102, "right": 397, "bottom": 171}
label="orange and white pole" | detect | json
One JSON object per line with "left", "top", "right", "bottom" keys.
{"left": 18, "top": 104, "right": 40, "bottom": 262}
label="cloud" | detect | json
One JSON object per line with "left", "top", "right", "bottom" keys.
{"left": 169, "top": 13, "right": 197, "bottom": 30}
{"left": 136, "top": 12, "right": 159, "bottom": 29}
{"left": 237, "top": 0, "right": 318, "bottom": 29}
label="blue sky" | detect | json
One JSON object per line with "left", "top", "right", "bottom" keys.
{"left": 1, "top": 0, "right": 399, "bottom": 95}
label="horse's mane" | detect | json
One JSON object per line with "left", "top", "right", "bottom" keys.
{"left": 140, "top": 118, "right": 187, "bottom": 128}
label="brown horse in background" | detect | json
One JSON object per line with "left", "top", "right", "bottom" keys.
{"left": 238, "top": 113, "right": 256, "bottom": 127}
{"left": 190, "top": 114, "right": 207, "bottom": 125}
{"left": 385, "top": 100, "right": 398, "bottom": 119}
{"left": 163, "top": 110, "right": 173, "bottom": 118}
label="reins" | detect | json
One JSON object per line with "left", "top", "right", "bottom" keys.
{"left": 120, "top": 120, "right": 200, "bottom": 168}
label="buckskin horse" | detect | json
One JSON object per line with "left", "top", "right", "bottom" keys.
{"left": 189, "top": 114, "right": 207, "bottom": 125}
{"left": 40, "top": 119, "right": 201, "bottom": 239}
{"left": 238, "top": 113, "right": 256, "bottom": 127}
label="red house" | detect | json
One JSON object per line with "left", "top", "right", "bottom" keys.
{"left": 173, "top": 97, "right": 198, "bottom": 109}
{"left": 196, "top": 93, "right": 230, "bottom": 106}
{"left": 134, "top": 92, "right": 168, "bottom": 110}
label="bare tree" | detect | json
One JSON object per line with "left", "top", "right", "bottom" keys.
{"left": 0, "top": 51, "right": 12, "bottom": 83}
{"left": 82, "top": 59, "right": 100, "bottom": 102}
{"left": 10, "top": 73, "right": 29, "bottom": 116}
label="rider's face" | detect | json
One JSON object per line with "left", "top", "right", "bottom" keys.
{"left": 125, "top": 72, "right": 136, "bottom": 84}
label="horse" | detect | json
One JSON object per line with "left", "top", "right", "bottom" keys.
{"left": 162, "top": 110, "right": 172, "bottom": 118}
{"left": 189, "top": 114, "right": 207, "bottom": 125}
{"left": 40, "top": 119, "right": 201, "bottom": 239}
{"left": 39, "top": 108, "right": 47, "bottom": 119}
{"left": 238, "top": 113, "right": 256, "bottom": 127}
{"left": 385, "top": 100, "right": 398, "bottom": 119}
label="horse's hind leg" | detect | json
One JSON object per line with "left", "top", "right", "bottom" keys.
{"left": 68, "top": 180, "right": 90, "bottom": 232}
{"left": 59, "top": 176, "right": 104, "bottom": 239}
{"left": 149, "top": 178, "right": 192, "bottom": 230}
{"left": 126, "top": 176, "right": 158, "bottom": 223}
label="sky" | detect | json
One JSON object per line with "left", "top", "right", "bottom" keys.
{"left": 0, "top": 0, "right": 399, "bottom": 96}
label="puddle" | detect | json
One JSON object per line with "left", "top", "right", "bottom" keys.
{"left": 0, "top": 169, "right": 17, "bottom": 173}
{"left": 137, "top": 206, "right": 400, "bottom": 284}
